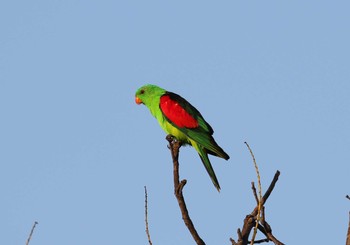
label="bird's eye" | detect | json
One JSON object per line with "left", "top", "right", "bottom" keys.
{"left": 140, "top": 89, "right": 145, "bottom": 94}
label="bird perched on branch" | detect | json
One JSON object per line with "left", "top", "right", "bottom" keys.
{"left": 135, "top": 84, "right": 229, "bottom": 191}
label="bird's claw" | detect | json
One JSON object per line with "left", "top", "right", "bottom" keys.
{"left": 166, "top": 134, "right": 182, "bottom": 150}
{"left": 166, "top": 134, "right": 178, "bottom": 144}
{"left": 166, "top": 134, "right": 174, "bottom": 142}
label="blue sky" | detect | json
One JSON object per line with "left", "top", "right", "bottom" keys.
{"left": 1, "top": 1, "right": 349, "bottom": 244}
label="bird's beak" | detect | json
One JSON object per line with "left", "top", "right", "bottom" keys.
{"left": 135, "top": 96, "right": 143, "bottom": 105}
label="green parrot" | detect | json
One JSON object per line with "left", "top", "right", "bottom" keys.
{"left": 135, "top": 84, "right": 229, "bottom": 191}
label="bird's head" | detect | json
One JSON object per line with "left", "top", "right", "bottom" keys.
{"left": 135, "top": 84, "right": 166, "bottom": 107}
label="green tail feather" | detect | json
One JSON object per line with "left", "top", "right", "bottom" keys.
{"left": 197, "top": 146, "right": 221, "bottom": 192}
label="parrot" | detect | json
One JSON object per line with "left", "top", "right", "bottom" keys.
{"left": 135, "top": 84, "right": 229, "bottom": 191}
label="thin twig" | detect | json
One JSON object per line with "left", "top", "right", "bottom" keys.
{"left": 346, "top": 211, "right": 350, "bottom": 245}
{"left": 347, "top": 195, "right": 350, "bottom": 245}
{"left": 144, "top": 186, "right": 153, "bottom": 245}
{"left": 251, "top": 182, "right": 259, "bottom": 205}
{"left": 261, "top": 171, "right": 280, "bottom": 206}
{"left": 249, "top": 238, "right": 269, "bottom": 243}
{"left": 26, "top": 221, "right": 38, "bottom": 245}
{"left": 166, "top": 135, "right": 205, "bottom": 245}
{"left": 245, "top": 142, "right": 262, "bottom": 245}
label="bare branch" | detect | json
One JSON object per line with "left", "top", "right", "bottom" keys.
{"left": 347, "top": 195, "right": 350, "bottom": 245}
{"left": 244, "top": 143, "right": 262, "bottom": 201}
{"left": 260, "top": 207, "right": 284, "bottom": 245}
{"left": 26, "top": 221, "right": 38, "bottom": 245}
{"left": 245, "top": 142, "right": 262, "bottom": 245}
{"left": 231, "top": 170, "right": 284, "bottom": 245}
{"left": 166, "top": 135, "right": 205, "bottom": 245}
{"left": 249, "top": 238, "right": 269, "bottom": 244}
{"left": 144, "top": 186, "right": 153, "bottom": 245}
{"left": 346, "top": 212, "right": 350, "bottom": 245}
{"left": 230, "top": 237, "right": 237, "bottom": 245}
{"left": 251, "top": 182, "right": 259, "bottom": 205}
{"left": 261, "top": 171, "right": 280, "bottom": 206}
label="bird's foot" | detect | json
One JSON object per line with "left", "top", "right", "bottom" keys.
{"left": 166, "top": 134, "right": 182, "bottom": 147}
{"left": 166, "top": 134, "right": 175, "bottom": 143}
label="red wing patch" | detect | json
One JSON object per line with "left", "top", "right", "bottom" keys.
{"left": 160, "top": 95, "right": 198, "bottom": 128}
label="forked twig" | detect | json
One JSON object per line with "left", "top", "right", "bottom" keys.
{"left": 230, "top": 142, "right": 284, "bottom": 245}
{"left": 230, "top": 170, "right": 283, "bottom": 245}
{"left": 166, "top": 135, "right": 205, "bottom": 245}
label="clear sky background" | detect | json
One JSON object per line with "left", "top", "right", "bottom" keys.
{"left": 1, "top": 1, "right": 349, "bottom": 244}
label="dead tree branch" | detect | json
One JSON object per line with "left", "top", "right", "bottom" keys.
{"left": 166, "top": 134, "right": 205, "bottom": 245}
{"left": 346, "top": 195, "right": 350, "bottom": 245}
{"left": 244, "top": 142, "right": 262, "bottom": 245}
{"left": 347, "top": 212, "right": 350, "bottom": 245}
{"left": 144, "top": 186, "right": 153, "bottom": 245}
{"left": 26, "top": 221, "right": 38, "bottom": 245}
{"left": 143, "top": 136, "right": 284, "bottom": 245}
{"left": 230, "top": 170, "right": 284, "bottom": 245}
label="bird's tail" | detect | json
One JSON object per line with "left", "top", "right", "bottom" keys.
{"left": 207, "top": 137, "right": 230, "bottom": 160}
{"left": 195, "top": 143, "right": 221, "bottom": 192}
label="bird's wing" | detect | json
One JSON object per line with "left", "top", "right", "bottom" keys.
{"left": 159, "top": 92, "right": 213, "bottom": 133}
{"left": 159, "top": 92, "right": 229, "bottom": 159}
